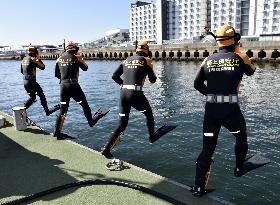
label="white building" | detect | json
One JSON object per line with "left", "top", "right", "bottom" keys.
{"left": 210, "top": 0, "right": 241, "bottom": 33}
{"left": 199, "top": 0, "right": 280, "bottom": 38}
{"left": 130, "top": 1, "right": 158, "bottom": 43}
{"left": 129, "top": 0, "right": 280, "bottom": 44}
{"left": 130, "top": 0, "right": 209, "bottom": 44}
{"left": 255, "top": 0, "right": 280, "bottom": 36}
{"left": 105, "top": 28, "right": 129, "bottom": 45}
{"left": 210, "top": 0, "right": 280, "bottom": 37}
{"left": 161, "top": 0, "right": 208, "bottom": 40}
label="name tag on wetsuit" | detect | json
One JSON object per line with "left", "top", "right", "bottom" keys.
{"left": 207, "top": 58, "right": 240, "bottom": 72}
{"left": 124, "top": 59, "right": 145, "bottom": 69}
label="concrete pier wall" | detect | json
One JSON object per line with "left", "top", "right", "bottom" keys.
{"left": 39, "top": 41, "right": 280, "bottom": 63}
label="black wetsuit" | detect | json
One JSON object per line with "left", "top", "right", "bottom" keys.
{"left": 102, "top": 53, "right": 157, "bottom": 153}
{"left": 53, "top": 51, "right": 94, "bottom": 137}
{"left": 194, "top": 47, "right": 256, "bottom": 188}
{"left": 21, "top": 56, "right": 49, "bottom": 115}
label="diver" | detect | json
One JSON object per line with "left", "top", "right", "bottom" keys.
{"left": 21, "top": 46, "right": 60, "bottom": 116}
{"left": 192, "top": 24, "right": 256, "bottom": 196}
{"left": 101, "top": 40, "right": 176, "bottom": 159}
{"left": 53, "top": 42, "right": 109, "bottom": 140}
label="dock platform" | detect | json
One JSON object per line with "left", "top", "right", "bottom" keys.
{"left": 0, "top": 112, "right": 234, "bottom": 205}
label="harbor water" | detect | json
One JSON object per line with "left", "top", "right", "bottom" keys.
{"left": 0, "top": 60, "right": 279, "bottom": 205}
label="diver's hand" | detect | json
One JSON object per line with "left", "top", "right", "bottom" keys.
{"left": 237, "top": 52, "right": 256, "bottom": 71}
{"left": 234, "top": 43, "right": 241, "bottom": 53}
{"left": 75, "top": 54, "right": 84, "bottom": 62}
{"left": 75, "top": 54, "right": 88, "bottom": 69}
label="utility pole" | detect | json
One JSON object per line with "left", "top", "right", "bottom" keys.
{"left": 63, "top": 39, "right": 66, "bottom": 52}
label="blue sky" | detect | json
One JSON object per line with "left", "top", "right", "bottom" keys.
{"left": 1, "top": 0, "right": 131, "bottom": 48}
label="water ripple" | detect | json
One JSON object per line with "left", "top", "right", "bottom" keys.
{"left": 1, "top": 60, "right": 279, "bottom": 205}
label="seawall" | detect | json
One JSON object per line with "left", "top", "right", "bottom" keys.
{"left": 1, "top": 41, "right": 279, "bottom": 63}
{"left": 40, "top": 41, "right": 280, "bottom": 63}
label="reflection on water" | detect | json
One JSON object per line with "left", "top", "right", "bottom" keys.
{"left": 0, "top": 60, "right": 279, "bottom": 205}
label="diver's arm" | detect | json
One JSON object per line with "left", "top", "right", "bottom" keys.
{"left": 55, "top": 61, "right": 61, "bottom": 79}
{"left": 236, "top": 52, "right": 256, "bottom": 76}
{"left": 34, "top": 57, "right": 45, "bottom": 70}
{"left": 112, "top": 64, "right": 123, "bottom": 85}
{"left": 194, "top": 67, "right": 207, "bottom": 96}
{"left": 75, "top": 54, "right": 88, "bottom": 71}
{"left": 145, "top": 57, "right": 157, "bottom": 83}
{"left": 20, "top": 64, "right": 23, "bottom": 74}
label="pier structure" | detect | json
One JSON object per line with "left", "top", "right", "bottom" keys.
{"left": 0, "top": 112, "right": 233, "bottom": 205}
{"left": 39, "top": 41, "right": 280, "bottom": 63}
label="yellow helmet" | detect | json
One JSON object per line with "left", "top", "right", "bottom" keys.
{"left": 215, "top": 24, "right": 240, "bottom": 47}
{"left": 27, "top": 46, "right": 38, "bottom": 55}
{"left": 136, "top": 40, "right": 149, "bottom": 55}
{"left": 66, "top": 41, "right": 79, "bottom": 52}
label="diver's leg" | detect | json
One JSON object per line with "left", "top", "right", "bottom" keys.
{"left": 133, "top": 93, "right": 155, "bottom": 140}
{"left": 72, "top": 84, "right": 95, "bottom": 127}
{"left": 193, "top": 111, "right": 220, "bottom": 196}
{"left": 223, "top": 108, "right": 248, "bottom": 176}
{"left": 101, "top": 91, "right": 131, "bottom": 158}
{"left": 53, "top": 84, "right": 70, "bottom": 139}
{"left": 35, "top": 82, "right": 50, "bottom": 116}
{"left": 53, "top": 101, "right": 69, "bottom": 139}
{"left": 101, "top": 113, "right": 130, "bottom": 158}
{"left": 24, "top": 93, "right": 36, "bottom": 110}
{"left": 23, "top": 81, "right": 36, "bottom": 110}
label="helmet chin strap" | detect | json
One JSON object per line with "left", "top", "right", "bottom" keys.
{"left": 206, "top": 30, "right": 234, "bottom": 41}
{"left": 206, "top": 30, "right": 217, "bottom": 39}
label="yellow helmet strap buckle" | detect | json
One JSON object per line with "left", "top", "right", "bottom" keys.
{"left": 215, "top": 35, "right": 234, "bottom": 41}
{"left": 206, "top": 28, "right": 241, "bottom": 44}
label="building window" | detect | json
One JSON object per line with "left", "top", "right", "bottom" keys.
{"left": 242, "top": 15, "right": 249, "bottom": 22}
{"left": 241, "top": 8, "right": 249, "bottom": 15}
{"left": 272, "top": 26, "right": 279, "bottom": 32}
{"left": 241, "top": 1, "right": 249, "bottom": 7}
{"left": 264, "top": 4, "right": 270, "bottom": 10}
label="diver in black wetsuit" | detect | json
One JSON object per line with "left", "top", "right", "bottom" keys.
{"left": 192, "top": 24, "right": 256, "bottom": 196}
{"left": 21, "top": 46, "right": 60, "bottom": 116}
{"left": 53, "top": 42, "right": 109, "bottom": 140}
{"left": 101, "top": 40, "right": 159, "bottom": 158}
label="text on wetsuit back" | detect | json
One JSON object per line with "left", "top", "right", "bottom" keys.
{"left": 124, "top": 59, "right": 145, "bottom": 69}
{"left": 207, "top": 58, "right": 240, "bottom": 72}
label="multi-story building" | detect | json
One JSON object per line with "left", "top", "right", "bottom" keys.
{"left": 210, "top": 0, "right": 280, "bottom": 37}
{"left": 129, "top": 0, "right": 280, "bottom": 44}
{"left": 105, "top": 28, "right": 130, "bottom": 45}
{"left": 255, "top": 0, "right": 280, "bottom": 36}
{"left": 240, "top": 0, "right": 251, "bottom": 36}
{"left": 130, "top": 1, "right": 158, "bottom": 43}
{"left": 130, "top": 0, "right": 209, "bottom": 44}
{"left": 160, "top": 0, "right": 208, "bottom": 40}
{"left": 210, "top": 0, "right": 241, "bottom": 33}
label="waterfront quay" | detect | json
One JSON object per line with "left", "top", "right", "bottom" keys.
{"left": 0, "top": 112, "right": 233, "bottom": 205}
{"left": 39, "top": 41, "right": 280, "bottom": 63}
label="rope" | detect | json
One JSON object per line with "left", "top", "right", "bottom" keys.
{"left": 1, "top": 178, "right": 188, "bottom": 205}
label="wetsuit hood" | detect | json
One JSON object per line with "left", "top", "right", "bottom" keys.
{"left": 218, "top": 44, "right": 236, "bottom": 53}
{"left": 136, "top": 51, "right": 148, "bottom": 57}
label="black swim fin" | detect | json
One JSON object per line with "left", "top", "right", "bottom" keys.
{"left": 190, "top": 186, "right": 215, "bottom": 197}
{"left": 91, "top": 107, "right": 110, "bottom": 126}
{"left": 57, "top": 133, "right": 77, "bottom": 140}
{"left": 235, "top": 154, "right": 270, "bottom": 177}
{"left": 149, "top": 124, "right": 177, "bottom": 143}
{"left": 47, "top": 104, "right": 60, "bottom": 116}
